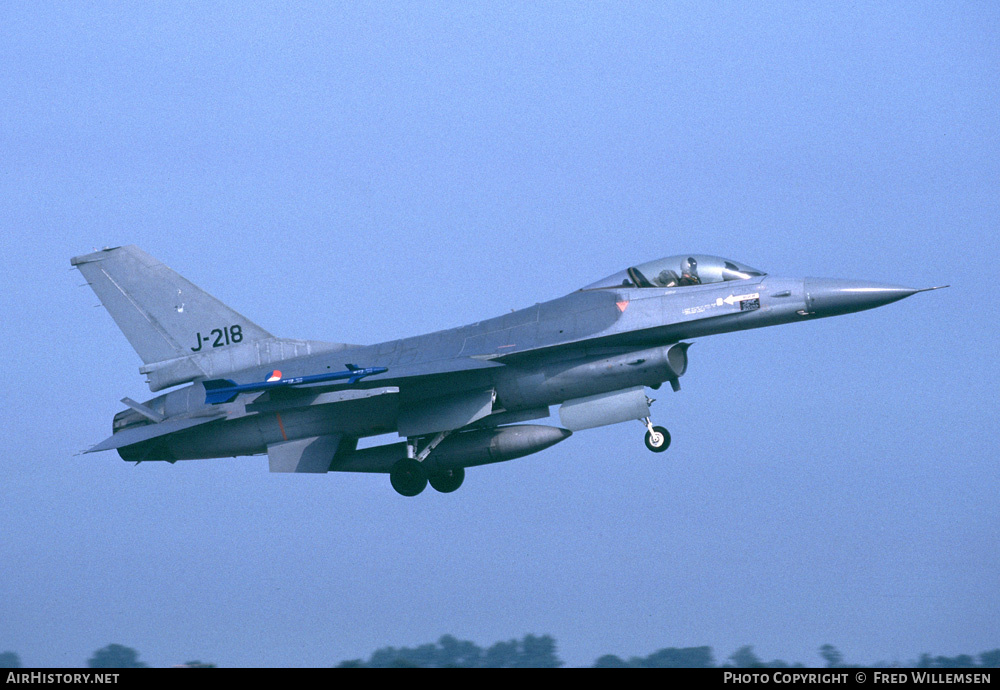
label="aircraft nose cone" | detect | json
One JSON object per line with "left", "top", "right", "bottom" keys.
{"left": 804, "top": 278, "right": 921, "bottom": 317}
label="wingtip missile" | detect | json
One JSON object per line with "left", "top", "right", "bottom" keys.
{"left": 202, "top": 365, "right": 388, "bottom": 405}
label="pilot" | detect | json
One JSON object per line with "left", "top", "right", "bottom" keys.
{"left": 678, "top": 257, "right": 701, "bottom": 286}
{"left": 656, "top": 269, "right": 680, "bottom": 287}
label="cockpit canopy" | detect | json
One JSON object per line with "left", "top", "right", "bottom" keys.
{"left": 583, "top": 254, "right": 765, "bottom": 290}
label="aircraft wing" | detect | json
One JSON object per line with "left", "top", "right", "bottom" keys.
{"left": 247, "top": 386, "right": 399, "bottom": 412}
{"left": 471, "top": 333, "right": 661, "bottom": 366}
{"left": 371, "top": 356, "right": 505, "bottom": 381}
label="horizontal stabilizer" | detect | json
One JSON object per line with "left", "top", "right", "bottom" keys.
{"left": 120, "top": 397, "right": 165, "bottom": 423}
{"left": 86, "top": 413, "right": 225, "bottom": 453}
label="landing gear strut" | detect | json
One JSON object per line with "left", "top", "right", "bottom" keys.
{"left": 642, "top": 416, "right": 670, "bottom": 453}
{"left": 391, "top": 431, "right": 462, "bottom": 496}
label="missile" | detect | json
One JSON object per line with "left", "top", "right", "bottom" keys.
{"left": 203, "top": 364, "right": 388, "bottom": 405}
{"left": 330, "top": 424, "right": 573, "bottom": 474}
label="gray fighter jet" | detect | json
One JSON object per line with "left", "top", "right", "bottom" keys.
{"left": 73, "top": 247, "right": 944, "bottom": 496}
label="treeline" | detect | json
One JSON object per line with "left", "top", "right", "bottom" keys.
{"left": 335, "top": 637, "right": 1000, "bottom": 669}
{"left": 2, "top": 639, "right": 998, "bottom": 668}
{"left": 0, "top": 644, "right": 210, "bottom": 669}
{"left": 336, "top": 634, "right": 560, "bottom": 668}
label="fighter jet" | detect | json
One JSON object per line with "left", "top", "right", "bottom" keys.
{"left": 73, "top": 247, "right": 944, "bottom": 496}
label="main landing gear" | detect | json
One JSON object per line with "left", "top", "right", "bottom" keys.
{"left": 642, "top": 416, "right": 670, "bottom": 453}
{"left": 389, "top": 460, "right": 466, "bottom": 497}
{"left": 428, "top": 468, "right": 465, "bottom": 493}
{"left": 389, "top": 458, "right": 427, "bottom": 497}
{"left": 389, "top": 431, "right": 465, "bottom": 497}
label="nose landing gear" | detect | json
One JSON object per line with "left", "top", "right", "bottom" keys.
{"left": 642, "top": 416, "right": 670, "bottom": 453}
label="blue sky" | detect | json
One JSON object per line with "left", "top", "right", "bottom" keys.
{"left": 1, "top": 2, "right": 997, "bottom": 667}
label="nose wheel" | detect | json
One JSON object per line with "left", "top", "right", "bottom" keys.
{"left": 642, "top": 417, "right": 670, "bottom": 453}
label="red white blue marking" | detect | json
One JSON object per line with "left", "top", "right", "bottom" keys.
{"left": 202, "top": 364, "right": 388, "bottom": 405}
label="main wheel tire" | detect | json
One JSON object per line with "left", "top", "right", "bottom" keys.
{"left": 428, "top": 467, "right": 465, "bottom": 494}
{"left": 390, "top": 458, "right": 428, "bottom": 496}
{"left": 644, "top": 426, "right": 671, "bottom": 453}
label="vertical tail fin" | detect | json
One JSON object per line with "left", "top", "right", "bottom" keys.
{"left": 74, "top": 246, "right": 362, "bottom": 392}
{"left": 72, "top": 245, "right": 273, "bottom": 366}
